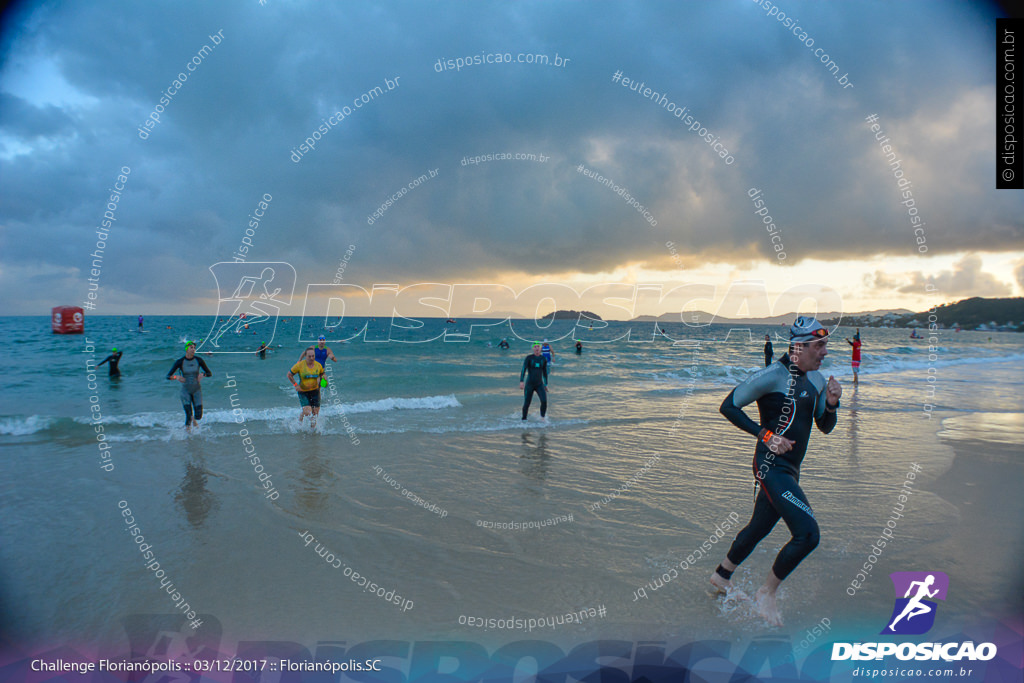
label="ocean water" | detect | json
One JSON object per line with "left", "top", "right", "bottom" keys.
{"left": 1, "top": 315, "right": 1022, "bottom": 652}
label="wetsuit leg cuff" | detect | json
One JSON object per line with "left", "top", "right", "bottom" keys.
{"left": 715, "top": 564, "right": 734, "bottom": 581}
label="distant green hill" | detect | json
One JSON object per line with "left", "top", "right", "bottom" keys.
{"left": 906, "top": 297, "right": 1023, "bottom": 330}
{"left": 823, "top": 297, "right": 1023, "bottom": 331}
{"left": 540, "top": 310, "right": 603, "bottom": 321}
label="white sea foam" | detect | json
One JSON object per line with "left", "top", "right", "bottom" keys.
{"left": 0, "top": 415, "right": 56, "bottom": 436}
{"left": 72, "top": 394, "right": 462, "bottom": 432}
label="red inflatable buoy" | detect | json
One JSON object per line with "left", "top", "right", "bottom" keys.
{"left": 52, "top": 306, "right": 84, "bottom": 334}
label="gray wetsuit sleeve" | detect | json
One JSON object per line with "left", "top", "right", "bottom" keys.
{"left": 720, "top": 390, "right": 762, "bottom": 438}
{"left": 167, "top": 357, "right": 184, "bottom": 379}
{"left": 719, "top": 364, "right": 784, "bottom": 438}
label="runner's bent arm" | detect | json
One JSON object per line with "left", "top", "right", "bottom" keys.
{"left": 166, "top": 358, "right": 184, "bottom": 379}
{"left": 720, "top": 390, "right": 763, "bottom": 438}
{"left": 814, "top": 384, "right": 839, "bottom": 434}
{"left": 196, "top": 357, "right": 213, "bottom": 377}
{"left": 719, "top": 367, "right": 779, "bottom": 439}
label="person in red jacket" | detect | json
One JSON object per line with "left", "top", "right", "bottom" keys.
{"left": 845, "top": 329, "right": 862, "bottom": 385}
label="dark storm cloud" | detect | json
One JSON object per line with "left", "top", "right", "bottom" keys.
{"left": 0, "top": 0, "right": 1021, "bottom": 313}
{"left": 0, "top": 92, "right": 74, "bottom": 141}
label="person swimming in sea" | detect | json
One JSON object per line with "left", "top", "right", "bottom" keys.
{"left": 97, "top": 348, "right": 123, "bottom": 376}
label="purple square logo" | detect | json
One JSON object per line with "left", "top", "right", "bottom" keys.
{"left": 881, "top": 571, "right": 949, "bottom": 635}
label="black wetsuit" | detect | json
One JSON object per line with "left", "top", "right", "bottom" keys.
{"left": 167, "top": 355, "right": 213, "bottom": 425}
{"left": 719, "top": 354, "right": 838, "bottom": 580}
{"left": 97, "top": 351, "right": 123, "bottom": 376}
{"left": 763, "top": 340, "right": 773, "bottom": 367}
{"left": 520, "top": 354, "right": 549, "bottom": 419}
{"left": 257, "top": 344, "right": 268, "bottom": 359}
{"left": 575, "top": 341, "right": 582, "bottom": 355}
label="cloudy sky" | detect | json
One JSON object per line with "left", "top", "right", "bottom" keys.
{"left": 1, "top": 0, "right": 1021, "bottom": 319}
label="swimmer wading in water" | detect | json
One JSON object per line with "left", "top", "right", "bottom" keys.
{"left": 97, "top": 348, "right": 123, "bottom": 376}
{"left": 519, "top": 343, "right": 549, "bottom": 421}
{"left": 289, "top": 346, "right": 325, "bottom": 429}
{"left": 166, "top": 341, "right": 213, "bottom": 430}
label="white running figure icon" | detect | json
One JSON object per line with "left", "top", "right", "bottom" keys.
{"left": 209, "top": 267, "right": 284, "bottom": 346}
{"left": 889, "top": 574, "right": 940, "bottom": 630}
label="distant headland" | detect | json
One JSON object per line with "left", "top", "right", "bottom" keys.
{"left": 539, "top": 310, "right": 603, "bottom": 321}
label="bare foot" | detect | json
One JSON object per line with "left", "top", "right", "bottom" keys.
{"left": 709, "top": 572, "right": 732, "bottom": 595}
{"left": 755, "top": 586, "right": 783, "bottom": 626}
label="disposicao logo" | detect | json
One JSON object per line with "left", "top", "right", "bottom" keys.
{"left": 883, "top": 571, "right": 948, "bottom": 635}
{"left": 832, "top": 571, "right": 997, "bottom": 662}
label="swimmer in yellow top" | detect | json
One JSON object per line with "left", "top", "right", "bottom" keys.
{"left": 287, "top": 346, "right": 325, "bottom": 429}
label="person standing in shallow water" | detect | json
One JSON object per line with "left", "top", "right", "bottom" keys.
{"left": 763, "top": 334, "right": 774, "bottom": 367}
{"left": 540, "top": 339, "right": 554, "bottom": 366}
{"left": 710, "top": 317, "right": 841, "bottom": 627}
{"left": 519, "top": 344, "right": 549, "bottom": 421}
{"left": 300, "top": 335, "right": 337, "bottom": 368}
{"left": 845, "top": 329, "right": 862, "bottom": 385}
{"left": 97, "top": 348, "right": 123, "bottom": 377}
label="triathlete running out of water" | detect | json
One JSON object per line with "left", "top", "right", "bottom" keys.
{"left": 499, "top": 338, "right": 510, "bottom": 350}
{"left": 520, "top": 344, "right": 549, "bottom": 421}
{"left": 166, "top": 341, "right": 213, "bottom": 430}
{"left": 256, "top": 342, "right": 269, "bottom": 359}
{"left": 763, "top": 334, "right": 774, "bottom": 367}
{"left": 288, "top": 346, "right": 325, "bottom": 429}
{"left": 710, "top": 316, "right": 842, "bottom": 626}
{"left": 300, "top": 335, "right": 337, "bottom": 367}
{"left": 541, "top": 339, "right": 554, "bottom": 365}
{"left": 575, "top": 339, "right": 583, "bottom": 355}
{"left": 845, "top": 329, "right": 862, "bottom": 385}
{"left": 97, "top": 348, "right": 123, "bottom": 377}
